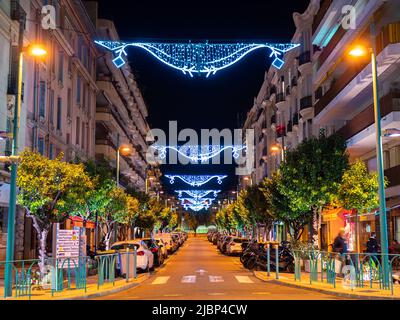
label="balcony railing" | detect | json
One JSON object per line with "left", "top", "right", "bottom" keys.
{"left": 312, "top": 0, "right": 333, "bottom": 34}
{"left": 293, "top": 113, "right": 299, "bottom": 126}
{"left": 276, "top": 92, "right": 285, "bottom": 103}
{"left": 298, "top": 51, "right": 311, "bottom": 66}
{"left": 336, "top": 90, "right": 400, "bottom": 141}
{"left": 300, "top": 96, "right": 313, "bottom": 111}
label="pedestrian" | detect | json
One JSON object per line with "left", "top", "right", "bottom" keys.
{"left": 389, "top": 240, "right": 400, "bottom": 254}
{"left": 366, "top": 233, "right": 380, "bottom": 254}
{"left": 332, "top": 228, "right": 348, "bottom": 254}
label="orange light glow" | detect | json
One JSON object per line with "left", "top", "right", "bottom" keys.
{"left": 28, "top": 44, "right": 47, "bottom": 57}
{"left": 119, "top": 145, "right": 131, "bottom": 155}
{"left": 271, "top": 144, "right": 281, "bottom": 152}
{"left": 349, "top": 45, "right": 367, "bottom": 57}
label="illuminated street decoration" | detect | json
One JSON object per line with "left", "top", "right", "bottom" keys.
{"left": 179, "top": 197, "right": 217, "bottom": 211}
{"left": 175, "top": 190, "right": 220, "bottom": 199}
{"left": 94, "top": 41, "right": 300, "bottom": 77}
{"left": 152, "top": 145, "right": 246, "bottom": 162}
{"left": 165, "top": 175, "right": 227, "bottom": 187}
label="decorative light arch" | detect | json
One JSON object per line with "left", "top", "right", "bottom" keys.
{"left": 94, "top": 41, "right": 300, "bottom": 77}
{"left": 165, "top": 175, "right": 227, "bottom": 187}
{"left": 175, "top": 190, "right": 220, "bottom": 199}
{"left": 179, "top": 197, "right": 216, "bottom": 211}
{"left": 152, "top": 145, "right": 246, "bottom": 163}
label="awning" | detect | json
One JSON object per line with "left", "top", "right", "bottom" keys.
{"left": 69, "top": 216, "right": 96, "bottom": 229}
{"left": 322, "top": 208, "right": 348, "bottom": 222}
{"left": 0, "top": 183, "right": 10, "bottom": 207}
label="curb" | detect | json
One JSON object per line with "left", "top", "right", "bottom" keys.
{"left": 253, "top": 271, "right": 400, "bottom": 300}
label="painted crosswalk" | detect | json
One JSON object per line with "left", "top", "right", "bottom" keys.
{"left": 235, "top": 276, "right": 254, "bottom": 283}
{"left": 151, "top": 276, "right": 170, "bottom": 285}
{"left": 153, "top": 275, "right": 255, "bottom": 285}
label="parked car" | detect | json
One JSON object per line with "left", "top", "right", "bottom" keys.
{"left": 140, "top": 238, "right": 164, "bottom": 267}
{"left": 212, "top": 232, "right": 220, "bottom": 245}
{"left": 217, "top": 235, "right": 228, "bottom": 251}
{"left": 226, "top": 237, "right": 249, "bottom": 256}
{"left": 172, "top": 232, "right": 183, "bottom": 246}
{"left": 110, "top": 240, "right": 154, "bottom": 273}
{"left": 159, "top": 233, "right": 179, "bottom": 253}
{"left": 154, "top": 237, "right": 169, "bottom": 259}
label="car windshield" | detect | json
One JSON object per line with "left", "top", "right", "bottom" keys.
{"left": 111, "top": 244, "right": 126, "bottom": 250}
{"left": 143, "top": 240, "right": 156, "bottom": 248}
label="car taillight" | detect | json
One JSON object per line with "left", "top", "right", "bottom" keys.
{"left": 151, "top": 248, "right": 158, "bottom": 253}
{"left": 231, "top": 243, "right": 235, "bottom": 246}
{"left": 137, "top": 251, "right": 145, "bottom": 256}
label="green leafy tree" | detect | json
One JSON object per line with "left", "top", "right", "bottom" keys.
{"left": 280, "top": 131, "right": 348, "bottom": 246}
{"left": 99, "top": 186, "right": 128, "bottom": 249}
{"left": 261, "top": 173, "right": 311, "bottom": 241}
{"left": 17, "top": 150, "right": 92, "bottom": 274}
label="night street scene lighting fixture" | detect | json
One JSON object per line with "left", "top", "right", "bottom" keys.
{"left": 165, "top": 175, "right": 228, "bottom": 187}
{"left": 95, "top": 41, "right": 300, "bottom": 77}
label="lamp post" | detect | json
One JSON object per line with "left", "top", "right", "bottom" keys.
{"left": 348, "top": 22, "right": 390, "bottom": 288}
{"left": 3, "top": 38, "right": 47, "bottom": 296}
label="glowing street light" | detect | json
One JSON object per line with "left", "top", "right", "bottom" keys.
{"left": 349, "top": 35, "right": 390, "bottom": 288}
{"left": 116, "top": 143, "right": 132, "bottom": 186}
{"left": 28, "top": 44, "right": 47, "bottom": 57}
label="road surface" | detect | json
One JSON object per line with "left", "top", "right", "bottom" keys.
{"left": 94, "top": 236, "right": 343, "bottom": 300}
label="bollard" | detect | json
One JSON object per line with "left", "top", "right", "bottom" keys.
{"left": 275, "top": 246, "right": 279, "bottom": 280}
{"left": 266, "top": 244, "right": 270, "bottom": 277}
{"left": 134, "top": 246, "right": 137, "bottom": 279}
{"left": 126, "top": 248, "right": 130, "bottom": 283}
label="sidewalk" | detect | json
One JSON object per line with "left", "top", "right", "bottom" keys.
{"left": 0, "top": 272, "right": 150, "bottom": 300}
{"left": 254, "top": 271, "right": 400, "bottom": 300}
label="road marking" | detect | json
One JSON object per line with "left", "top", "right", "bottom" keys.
{"left": 235, "top": 276, "right": 254, "bottom": 283}
{"left": 196, "top": 269, "right": 208, "bottom": 276}
{"left": 209, "top": 276, "right": 224, "bottom": 283}
{"left": 181, "top": 275, "right": 196, "bottom": 283}
{"left": 151, "top": 276, "right": 170, "bottom": 285}
{"left": 208, "top": 293, "right": 226, "bottom": 296}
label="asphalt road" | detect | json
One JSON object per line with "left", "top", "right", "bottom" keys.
{"left": 95, "top": 236, "right": 343, "bottom": 300}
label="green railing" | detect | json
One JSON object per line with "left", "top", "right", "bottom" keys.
{"left": 0, "top": 250, "right": 138, "bottom": 299}
{"left": 290, "top": 250, "right": 400, "bottom": 295}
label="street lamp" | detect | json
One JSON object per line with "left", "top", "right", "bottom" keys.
{"left": 348, "top": 31, "right": 390, "bottom": 288}
{"left": 116, "top": 143, "right": 132, "bottom": 186}
{"left": 4, "top": 42, "right": 47, "bottom": 297}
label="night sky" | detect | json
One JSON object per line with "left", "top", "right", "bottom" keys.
{"left": 96, "top": 0, "right": 310, "bottom": 197}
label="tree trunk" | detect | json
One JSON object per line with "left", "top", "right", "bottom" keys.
{"left": 29, "top": 215, "right": 49, "bottom": 277}
{"left": 104, "top": 222, "right": 114, "bottom": 250}
{"left": 312, "top": 207, "right": 320, "bottom": 248}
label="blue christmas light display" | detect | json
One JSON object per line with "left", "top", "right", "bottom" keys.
{"left": 151, "top": 145, "right": 246, "bottom": 163}
{"left": 165, "top": 175, "right": 227, "bottom": 187}
{"left": 179, "top": 197, "right": 217, "bottom": 211}
{"left": 94, "top": 41, "right": 300, "bottom": 77}
{"left": 175, "top": 190, "right": 220, "bottom": 199}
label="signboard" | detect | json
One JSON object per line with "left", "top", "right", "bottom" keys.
{"left": 56, "top": 229, "right": 80, "bottom": 268}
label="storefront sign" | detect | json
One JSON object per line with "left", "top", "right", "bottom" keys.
{"left": 56, "top": 229, "right": 80, "bottom": 268}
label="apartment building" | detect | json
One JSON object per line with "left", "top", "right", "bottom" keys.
{"left": 312, "top": 0, "right": 400, "bottom": 251}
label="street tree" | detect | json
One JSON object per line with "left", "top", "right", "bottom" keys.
{"left": 280, "top": 131, "right": 348, "bottom": 246}
{"left": 17, "top": 150, "right": 92, "bottom": 274}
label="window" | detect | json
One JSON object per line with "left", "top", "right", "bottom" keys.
{"left": 76, "top": 117, "right": 80, "bottom": 145}
{"left": 49, "top": 143, "right": 54, "bottom": 159}
{"left": 56, "top": 97, "right": 62, "bottom": 131}
{"left": 49, "top": 90, "right": 54, "bottom": 124}
{"left": 86, "top": 123, "right": 90, "bottom": 152}
{"left": 39, "top": 81, "right": 46, "bottom": 118}
{"left": 38, "top": 137, "right": 45, "bottom": 155}
{"left": 67, "top": 88, "right": 72, "bottom": 118}
{"left": 81, "top": 121, "right": 85, "bottom": 147}
{"left": 76, "top": 76, "right": 81, "bottom": 104}
{"left": 58, "top": 51, "right": 64, "bottom": 83}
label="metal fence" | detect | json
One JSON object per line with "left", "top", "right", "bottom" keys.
{"left": 278, "top": 249, "right": 400, "bottom": 295}
{"left": 0, "top": 250, "right": 139, "bottom": 299}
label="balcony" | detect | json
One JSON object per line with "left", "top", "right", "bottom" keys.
{"left": 298, "top": 51, "right": 311, "bottom": 66}
{"left": 293, "top": 113, "right": 299, "bottom": 126}
{"left": 312, "top": 0, "right": 333, "bottom": 35}
{"left": 315, "top": 86, "right": 323, "bottom": 101}
{"left": 336, "top": 90, "right": 400, "bottom": 141}
{"left": 276, "top": 92, "right": 285, "bottom": 104}
{"left": 300, "top": 96, "right": 312, "bottom": 111}
{"left": 385, "top": 165, "right": 400, "bottom": 188}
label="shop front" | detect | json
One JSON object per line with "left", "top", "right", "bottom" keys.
{"left": 0, "top": 183, "right": 10, "bottom": 262}
{"left": 321, "top": 208, "right": 347, "bottom": 251}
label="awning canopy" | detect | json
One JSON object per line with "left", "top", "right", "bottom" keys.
{"left": 322, "top": 208, "right": 348, "bottom": 222}
{"left": 69, "top": 216, "right": 96, "bottom": 229}
{"left": 0, "top": 183, "right": 10, "bottom": 207}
